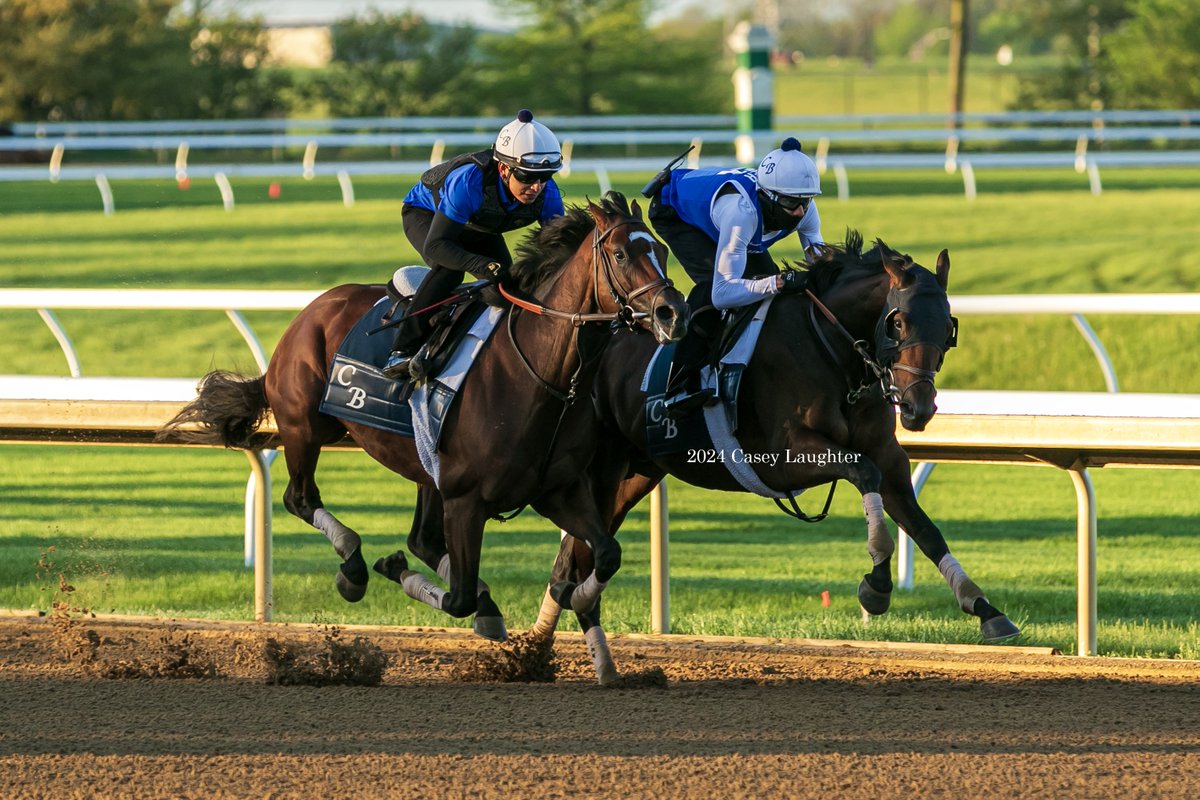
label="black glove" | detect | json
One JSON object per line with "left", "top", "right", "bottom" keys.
{"left": 777, "top": 270, "right": 808, "bottom": 295}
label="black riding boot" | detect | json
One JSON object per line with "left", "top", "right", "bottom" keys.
{"left": 662, "top": 311, "right": 719, "bottom": 419}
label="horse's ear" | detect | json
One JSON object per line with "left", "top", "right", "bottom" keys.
{"left": 935, "top": 249, "right": 950, "bottom": 290}
{"left": 881, "top": 252, "right": 909, "bottom": 286}
{"left": 588, "top": 199, "right": 609, "bottom": 228}
{"left": 631, "top": 198, "right": 643, "bottom": 219}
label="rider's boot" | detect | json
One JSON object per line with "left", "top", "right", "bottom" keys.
{"left": 382, "top": 348, "right": 417, "bottom": 381}
{"left": 662, "top": 322, "right": 717, "bottom": 419}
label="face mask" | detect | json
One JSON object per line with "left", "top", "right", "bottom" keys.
{"left": 758, "top": 190, "right": 801, "bottom": 233}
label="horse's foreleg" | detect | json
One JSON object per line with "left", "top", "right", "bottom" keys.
{"left": 280, "top": 440, "right": 368, "bottom": 602}
{"left": 534, "top": 480, "right": 621, "bottom": 616}
{"left": 778, "top": 431, "right": 894, "bottom": 614}
{"left": 874, "top": 442, "right": 1020, "bottom": 642}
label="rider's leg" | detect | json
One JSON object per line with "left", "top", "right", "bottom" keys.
{"left": 384, "top": 211, "right": 509, "bottom": 379}
{"left": 649, "top": 203, "right": 724, "bottom": 416}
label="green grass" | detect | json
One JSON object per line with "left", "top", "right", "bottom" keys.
{"left": 1, "top": 174, "right": 1199, "bottom": 658}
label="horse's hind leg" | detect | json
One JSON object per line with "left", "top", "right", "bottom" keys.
{"left": 280, "top": 437, "right": 369, "bottom": 602}
{"left": 874, "top": 442, "right": 1019, "bottom": 642}
{"left": 373, "top": 486, "right": 507, "bottom": 641}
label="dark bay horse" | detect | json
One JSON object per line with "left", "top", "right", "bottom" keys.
{"left": 160, "top": 193, "right": 688, "bottom": 638}
{"left": 534, "top": 233, "right": 1019, "bottom": 682}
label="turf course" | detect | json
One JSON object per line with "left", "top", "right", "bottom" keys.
{"left": 1, "top": 170, "right": 1199, "bottom": 657}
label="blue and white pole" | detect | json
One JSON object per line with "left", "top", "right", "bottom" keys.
{"left": 729, "top": 22, "right": 774, "bottom": 165}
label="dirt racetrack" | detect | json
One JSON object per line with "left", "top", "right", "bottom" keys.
{"left": 1, "top": 613, "right": 1198, "bottom": 799}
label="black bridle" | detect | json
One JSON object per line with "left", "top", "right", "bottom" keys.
{"left": 805, "top": 286, "right": 958, "bottom": 406}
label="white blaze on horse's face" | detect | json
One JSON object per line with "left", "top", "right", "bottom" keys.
{"left": 628, "top": 231, "right": 666, "bottom": 278}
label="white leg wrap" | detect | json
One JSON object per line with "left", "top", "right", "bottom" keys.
{"left": 436, "top": 553, "right": 491, "bottom": 596}
{"left": 571, "top": 571, "right": 607, "bottom": 615}
{"left": 401, "top": 571, "right": 446, "bottom": 611}
{"left": 584, "top": 625, "right": 619, "bottom": 685}
{"left": 529, "top": 587, "right": 562, "bottom": 639}
{"left": 312, "top": 508, "right": 361, "bottom": 561}
{"left": 863, "top": 492, "right": 894, "bottom": 566}
{"left": 938, "top": 553, "right": 985, "bottom": 614}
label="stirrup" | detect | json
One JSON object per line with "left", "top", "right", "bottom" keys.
{"left": 382, "top": 351, "right": 415, "bottom": 381}
{"left": 662, "top": 387, "right": 717, "bottom": 419}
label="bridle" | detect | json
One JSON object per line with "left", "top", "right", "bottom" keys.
{"left": 805, "top": 285, "right": 958, "bottom": 407}
{"left": 498, "top": 220, "right": 676, "bottom": 332}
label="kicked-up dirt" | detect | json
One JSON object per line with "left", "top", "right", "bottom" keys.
{"left": 0, "top": 612, "right": 1198, "bottom": 799}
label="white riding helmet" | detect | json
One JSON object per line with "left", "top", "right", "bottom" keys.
{"left": 757, "top": 137, "right": 821, "bottom": 196}
{"left": 493, "top": 109, "right": 563, "bottom": 173}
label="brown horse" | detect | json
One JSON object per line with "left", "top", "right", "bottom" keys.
{"left": 530, "top": 233, "right": 1019, "bottom": 682}
{"left": 159, "top": 193, "right": 689, "bottom": 638}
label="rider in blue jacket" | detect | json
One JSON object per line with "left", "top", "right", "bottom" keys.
{"left": 383, "top": 109, "right": 566, "bottom": 380}
{"left": 648, "top": 137, "right": 825, "bottom": 415}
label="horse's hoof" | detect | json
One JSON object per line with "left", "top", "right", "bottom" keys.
{"left": 336, "top": 548, "right": 369, "bottom": 603}
{"left": 981, "top": 614, "right": 1021, "bottom": 642}
{"left": 549, "top": 580, "right": 575, "bottom": 610}
{"left": 857, "top": 574, "right": 892, "bottom": 616}
{"left": 473, "top": 615, "right": 508, "bottom": 642}
{"left": 597, "top": 664, "right": 620, "bottom": 687}
{"left": 372, "top": 551, "right": 409, "bottom": 584}
{"left": 473, "top": 590, "right": 507, "bottom": 641}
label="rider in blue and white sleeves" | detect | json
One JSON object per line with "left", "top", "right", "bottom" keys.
{"left": 648, "top": 137, "right": 824, "bottom": 415}
{"left": 383, "top": 109, "right": 565, "bottom": 380}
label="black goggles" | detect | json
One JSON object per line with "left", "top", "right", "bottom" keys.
{"left": 769, "top": 191, "right": 814, "bottom": 213}
{"left": 511, "top": 167, "right": 555, "bottom": 185}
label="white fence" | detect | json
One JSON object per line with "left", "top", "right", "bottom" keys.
{"left": 4, "top": 110, "right": 1200, "bottom": 206}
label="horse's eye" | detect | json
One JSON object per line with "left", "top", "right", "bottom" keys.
{"left": 614, "top": 249, "right": 627, "bottom": 263}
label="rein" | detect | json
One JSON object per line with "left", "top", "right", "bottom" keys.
{"left": 805, "top": 288, "right": 898, "bottom": 404}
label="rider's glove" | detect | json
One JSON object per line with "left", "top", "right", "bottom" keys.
{"left": 776, "top": 270, "right": 808, "bottom": 295}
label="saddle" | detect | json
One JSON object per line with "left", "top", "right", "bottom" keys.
{"left": 382, "top": 268, "right": 493, "bottom": 387}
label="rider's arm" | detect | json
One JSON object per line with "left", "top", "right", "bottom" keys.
{"left": 710, "top": 191, "right": 780, "bottom": 310}
{"left": 423, "top": 165, "right": 498, "bottom": 275}
{"left": 796, "top": 201, "right": 824, "bottom": 253}
{"left": 539, "top": 181, "right": 565, "bottom": 222}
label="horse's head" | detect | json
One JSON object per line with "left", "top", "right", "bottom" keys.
{"left": 878, "top": 246, "right": 957, "bottom": 431}
{"left": 587, "top": 192, "right": 689, "bottom": 344}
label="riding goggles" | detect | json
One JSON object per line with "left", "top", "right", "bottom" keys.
{"left": 511, "top": 167, "right": 556, "bottom": 185}
{"left": 765, "top": 189, "right": 814, "bottom": 213}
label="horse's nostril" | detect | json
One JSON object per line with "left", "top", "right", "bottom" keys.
{"left": 654, "top": 306, "right": 676, "bottom": 322}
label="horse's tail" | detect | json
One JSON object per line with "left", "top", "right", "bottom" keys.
{"left": 156, "top": 370, "right": 270, "bottom": 450}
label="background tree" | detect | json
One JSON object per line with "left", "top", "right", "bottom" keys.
{"left": 310, "top": 12, "right": 486, "bottom": 117}
{"left": 0, "top": 0, "right": 282, "bottom": 121}
{"left": 480, "top": 0, "right": 729, "bottom": 115}
{"left": 1105, "top": 0, "right": 1200, "bottom": 109}
{"left": 1005, "top": 0, "right": 1133, "bottom": 109}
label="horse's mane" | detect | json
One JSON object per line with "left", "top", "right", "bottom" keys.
{"left": 509, "top": 192, "right": 634, "bottom": 293}
{"left": 804, "top": 229, "right": 895, "bottom": 294}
